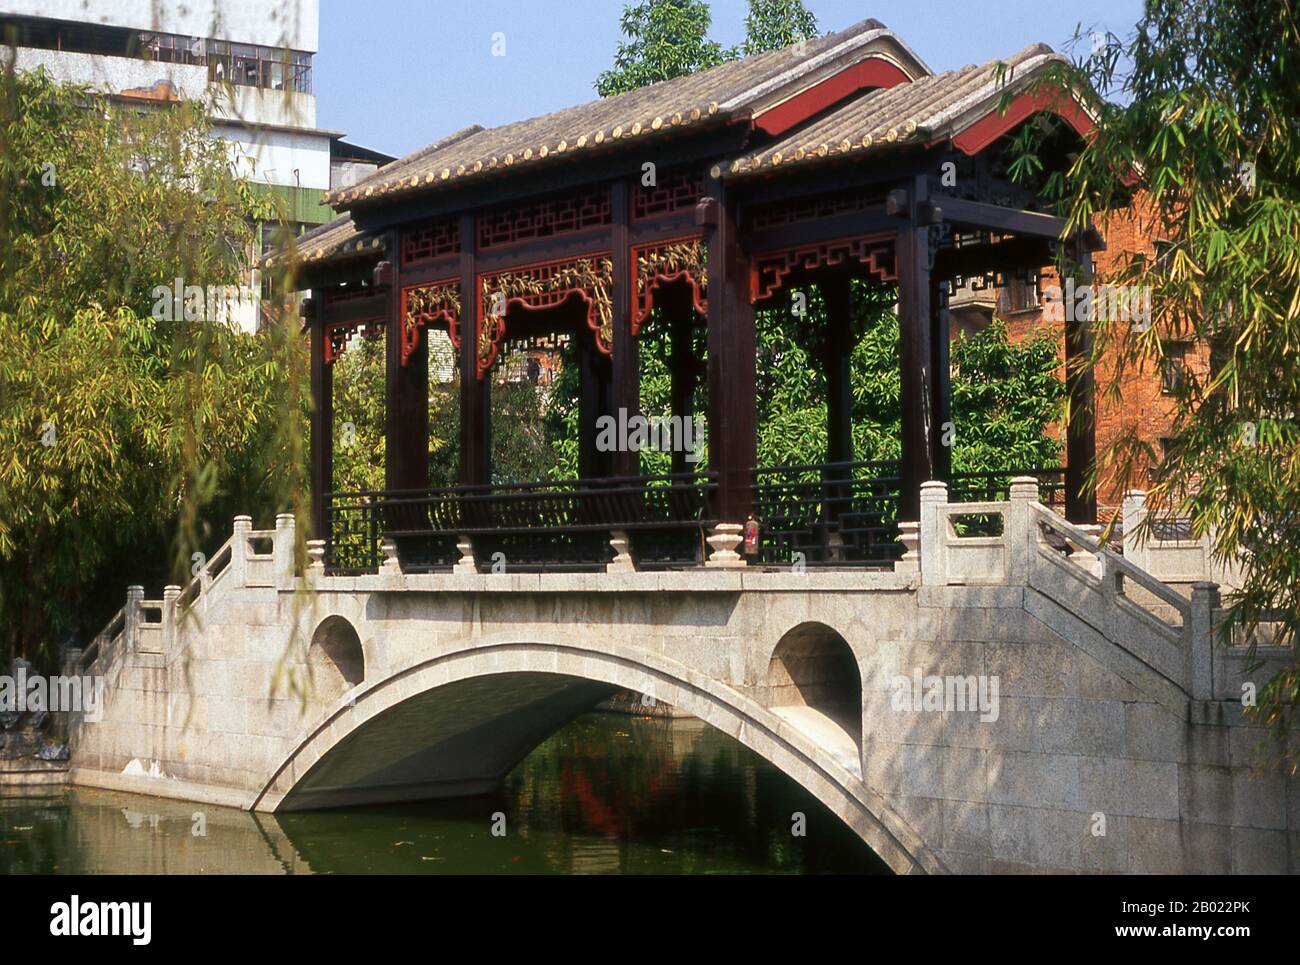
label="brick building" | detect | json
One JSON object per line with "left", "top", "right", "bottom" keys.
{"left": 950, "top": 194, "right": 1208, "bottom": 517}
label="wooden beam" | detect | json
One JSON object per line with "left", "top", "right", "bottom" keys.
{"left": 896, "top": 177, "right": 936, "bottom": 520}
{"left": 309, "top": 290, "right": 333, "bottom": 539}
{"left": 1065, "top": 239, "right": 1098, "bottom": 524}
{"left": 933, "top": 235, "right": 1055, "bottom": 281}
{"left": 458, "top": 213, "right": 490, "bottom": 485}
{"left": 321, "top": 291, "right": 388, "bottom": 325}
{"left": 608, "top": 179, "right": 638, "bottom": 476}
{"left": 745, "top": 207, "right": 896, "bottom": 255}
{"left": 385, "top": 244, "right": 429, "bottom": 494}
{"left": 935, "top": 196, "right": 1069, "bottom": 240}
{"left": 705, "top": 170, "right": 757, "bottom": 521}
{"left": 931, "top": 284, "right": 952, "bottom": 482}
{"left": 823, "top": 273, "right": 854, "bottom": 465}
{"left": 670, "top": 309, "right": 698, "bottom": 476}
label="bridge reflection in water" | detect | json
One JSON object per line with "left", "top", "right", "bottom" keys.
{"left": 0, "top": 714, "right": 889, "bottom": 875}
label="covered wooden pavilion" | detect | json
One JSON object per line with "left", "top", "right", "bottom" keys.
{"left": 282, "top": 18, "right": 1101, "bottom": 574}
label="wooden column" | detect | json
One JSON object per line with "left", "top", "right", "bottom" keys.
{"left": 384, "top": 248, "right": 428, "bottom": 493}
{"left": 930, "top": 281, "right": 952, "bottom": 482}
{"left": 608, "top": 180, "right": 638, "bottom": 477}
{"left": 822, "top": 274, "right": 855, "bottom": 465}
{"left": 669, "top": 310, "right": 697, "bottom": 476}
{"left": 578, "top": 334, "right": 602, "bottom": 479}
{"left": 703, "top": 171, "right": 756, "bottom": 521}
{"left": 1065, "top": 240, "right": 1098, "bottom": 524}
{"left": 458, "top": 213, "right": 490, "bottom": 485}
{"left": 308, "top": 291, "right": 332, "bottom": 539}
{"left": 896, "top": 178, "right": 936, "bottom": 521}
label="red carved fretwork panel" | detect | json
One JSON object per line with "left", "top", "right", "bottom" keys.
{"left": 750, "top": 234, "right": 897, "bottom": 304}
{"left": 401, "top": 279, "right": 461, "bottom": 366}
{"left": 631, "top": 236, "right": 708, "bottom": 335}
{"left": 632, "top": 167, "right": 705, "bottom": 220}
{"left": 476, "top": 188, "right": 611, "bottom": 250}
{"left": 401, "top": 217, "right": 460, "bottom": 265}
{"left": 323, "top": 317, "right": 384, "bottom": 365}
{"left": 476, "top": 254, "right": 614, "bottom": 378}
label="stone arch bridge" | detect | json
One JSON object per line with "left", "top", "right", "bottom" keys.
{"left": 68, "top": 480, "right": 1297, "bottom": 874}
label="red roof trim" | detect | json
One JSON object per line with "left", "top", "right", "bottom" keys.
{"left": 754, "top": 58, "right": 912, "bottom": 138}
{"left": 950, "top": 88, "right": 1095, "bottom": 156}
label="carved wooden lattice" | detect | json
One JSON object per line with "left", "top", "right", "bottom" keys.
{"left": 401, "top": 218, "right": 460, "bottom": 265}
{"left": 632, "top": 167, "right": 705, "bottom": 220}
{"left": 477, "top": 188, "right": 611, "bottom": 250}
{"left": 750, "top": 234, "right": 897, "bottom": 304}
{"left": 324, "top": 318, "right": 384, "bottom": 364}
{"left": 401, "top": 279, "right": 461, "bottom": 366}
{"left": 631, "top": 237, "right": 708, "bottom": 334}
{"left": 477, "top": 254, "right": 614, "bottom": 377}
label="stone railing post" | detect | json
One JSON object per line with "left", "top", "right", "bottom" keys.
{"left": 453, "top": 536, "right": 477, "bottom": 575}
{"left": 379, "top": 536, "right": 402, "bottom": 575}
{"left": 306, "top": 539, "right": 327, "bottom": 579}
{"left": 162, "top": 584, "right": 181, "bottom": 653}
{"left": 607, "top": 530, "right": 635, "bottom": 573}
{"left": 274, "top": 513, "right": 296, "bottom": 590}
{"left": 894, "top": 520, "right": 920, "bottom": 575}
{"left": 1188, "top": 581, "right": 1219, "bottom": 701}
{"left": 1122, "top": 490, "right": 1147, "bottom": 569}
{"left": 705, "top": 522, "right": 745, "bottom": 568}
{"left": 918, "top": 480, "right": 948, "bottom": 586}
{"left": 124, "top": 585, "right": 144, "bottom": 651}
{"left": 229, "top": 514, "right": 253, "bottom": 588}
{"left": 1006, "top": 476, "right": 1040, "bottom": 586}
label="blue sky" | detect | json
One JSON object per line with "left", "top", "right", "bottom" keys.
{"left": 316, "top": 0, "right": 1143, "bottom": 157}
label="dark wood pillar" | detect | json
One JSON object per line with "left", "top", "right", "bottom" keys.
{"left": 308, "top": 291, "right": 332, "bottom": 539}
{"left": 822, "top": 274, "right": 854, "bottom": 466}
{"left": 384, "top": 248, "right": 428, "bottom": 493}
{"left": 896, "top": 178, "right": 936, "bottom": 521}
{"left": 703, "top": 172, "right": 756, "bottom": 520}
{"left": 458, "top": 213, "right": 490, "bottom": 485}
{"left": 931, "top": 282, "right": 952, "bottom": 481}
{"left": 578, "top": 334, "right": 612, "bottom": 479}
{"left": 669, "top": 310, "right": 697, "bottom": 476}
{"left": 1065, "top": 240, "right": 1098, "bottom": 524}
{"left": 608, "top": 180, "right": 638, "bottom": 477}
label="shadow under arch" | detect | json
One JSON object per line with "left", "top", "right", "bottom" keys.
{"left": 767, "top": 621, "right": 863, "bottom": 753}
{"left": 308, "top": 615, "right": 365, "bottom": 705}
{"left": 253, "top": 635, "right": 944, "bottom": 875}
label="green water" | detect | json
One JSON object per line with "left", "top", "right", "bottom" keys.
{"left": 0, "top": 713, "right": 888, "bottom": 874}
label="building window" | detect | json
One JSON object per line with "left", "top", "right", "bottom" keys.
{"left": 999, "top": 276, "right": 1040, "bottom": 314}
{"left": 206, "top": 41, "right": 312, "bottom": 93}
{"left": 1160, "top": 340, "right": 1191, "bottom": 394}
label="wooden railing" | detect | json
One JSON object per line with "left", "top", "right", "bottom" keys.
{"left": 751, "top": 460, "right": 903, "bottom": 567}
{"left": 326, "top": 471, "right": 718, "bottom": 574}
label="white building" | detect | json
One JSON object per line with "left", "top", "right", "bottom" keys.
{"left": 0, "top": 0, "right": 356, "bottom": 331}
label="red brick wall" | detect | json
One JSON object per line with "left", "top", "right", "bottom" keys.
{"left": 984, "top": 193, "right": 1209, "bottom": 515}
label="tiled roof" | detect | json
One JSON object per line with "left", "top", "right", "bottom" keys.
{"left": 725, "top": 44, "right": 1070, "bottom": 177}
{"left": 327, "top": 18, "right": 929, "bottom": 209}
{"left": 261, "top": 213, "right": 382, "bottom": 269}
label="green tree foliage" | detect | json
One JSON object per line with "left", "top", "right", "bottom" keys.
{"left": 755, "top": 285, "right": 1063, "bottom": 472}
{"left": 331, "top": 335, "right": 387, "bottom": 493}
{"left": 1018, "top": 1, "right": 1300, "bottom": 765}
{"left": 950, "top": 320, "right": 1065, "bottom": 473}
{"left": 0, "top": 68, "right": 306, "bottom": 667}
{"left": 596, "top": 0, "right": 727, "bottom": 97}
{"left": 742, "top": 0, "right": 819, "bottom": 55}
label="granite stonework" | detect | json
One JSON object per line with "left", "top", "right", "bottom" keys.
{"left": 66, "top": 485, "right": 1297, "bottom": 874}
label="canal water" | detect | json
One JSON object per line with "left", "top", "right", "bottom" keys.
{"left": 0, "top": 713, "right": 888, "bottom": 874}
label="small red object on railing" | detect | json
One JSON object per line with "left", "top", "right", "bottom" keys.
{"left": 742, "top": 516, "right": 760, "bottom": 555}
